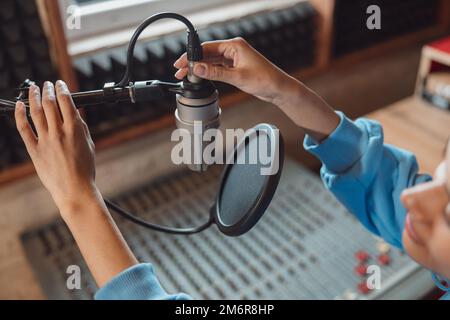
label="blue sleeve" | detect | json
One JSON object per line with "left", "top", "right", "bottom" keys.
{"left": 304, "top": 111, "right": 431, "bottom": 249}
{"left": 94, "top": 263, "right": 192, "bottom": 300}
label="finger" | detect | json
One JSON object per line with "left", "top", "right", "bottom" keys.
{"left": 174, "top": 56, "right": 229, "bottom": 74}
{"left": 174, "top": 67, "right": 188, "bottom": 80}
{"left": 193, "top": 62, "right": 236, "bottom": 83}
{"left": 15, "top": 101, "right": 37, "bottom": 151}
{"left": 174, "top": 40, "right": 232, "bottom": 68}
{"left": 28, "top": 84, "right": 47, "bottom": 136}
{"left": 203, "top": 56, "right": 231, "bottom": 66}
{"left": 202, "top": 40, "right": 233, "bottom": 57}
{"left": 42, "top": 81, "right": 63, "bottom": 132}
{"left": 79, "top": 117, "right": 90, "bottom": 137}
{"left": 55, "top": 80, "right": 79, "bottom": 124}
{"left": 174, "top": 56, "right": 231, "bottom": 83}
{"left": 80, "top": 118, "right": 95, "bottom": 149}
{"left": 173, "top": 53, "right": 187, "bottom": 68}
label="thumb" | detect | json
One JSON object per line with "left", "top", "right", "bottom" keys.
{"left": 193, "top": 63, "right": 235, "bottom": 83}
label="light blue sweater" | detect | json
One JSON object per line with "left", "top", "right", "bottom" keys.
{"left": 95, "top": 111, "right": 449, "bottom": 300}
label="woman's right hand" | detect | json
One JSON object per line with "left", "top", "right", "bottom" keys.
{"left": 173, "top": 37, "right": 297, "bottom": 107}
{"left": 174, "top": 37, "right": 340, "bottom": 142}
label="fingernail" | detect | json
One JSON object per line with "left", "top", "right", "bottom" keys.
{"left": 56, "top": 80, "right": 68, "bottom": 92}
{"left": 45, "top": 82, "right": 56, "bottom": 98}
{"left": 15, "top": 101, "right": 24, "bottom": 109}
{"left": 194, "top": 64, "right": 206, "bottom": 76}
{"left": 173, "top": 60, "right": 180, "bottom": 67}
{"left": 174, "top": 69, "right": 182, "bottom": 78}
{"left": 44, "top": 81, "right": 54, "bottom": 89}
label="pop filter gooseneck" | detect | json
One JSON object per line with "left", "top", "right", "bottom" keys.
{"left": 105, "top": 123, "right": 284, "bottom": 236}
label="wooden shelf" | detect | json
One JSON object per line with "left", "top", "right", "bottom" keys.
{"left": 0, "top": 62, "right": 321, "bottom": 187}
{"left": 330, "top": 24, "right": 450, "bottom": 69}
{"left": 0, "top": 0, "right": 449, "bottom": 187}
{"left": 0, "top": 162, "right": 35, "bottom": 186}
{"left": 368, "top": 96, "right": 450, "bottom": 174}
{"left": 94, "top": 64, "right": 323, "bottom": 151}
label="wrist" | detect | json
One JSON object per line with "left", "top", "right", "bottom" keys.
{"left": 268, "top": 74, "right": 340, "bottom": 141}
{"left": 271, "top": 75, "right": 307, "bottom": 109}
{"left": 56, "top": 183, "right": 103, "bottom": 219}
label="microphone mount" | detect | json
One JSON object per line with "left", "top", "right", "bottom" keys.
{"left": 0, "top": 12, "right": 209, "bottom": 118}
{"left": 0, "top": 78, "right": 186, "bottom": 117}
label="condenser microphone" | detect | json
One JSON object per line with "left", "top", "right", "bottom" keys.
{"left": 174, "top": 78, "right": 221, "bottom": 172}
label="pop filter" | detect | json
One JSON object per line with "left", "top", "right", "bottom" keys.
{"left": 105, "top": 123, "right": 284, "bottom": 236}
{"left": 212, "top": 123, "right": 284, "bottom": 236}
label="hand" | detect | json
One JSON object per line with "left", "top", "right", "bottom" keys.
{"left": 16, "top": 81, "right": 138, "bottom": 287}
{"left": 15, "top": 81, "right": 97, "bottom": 212}
{"left": 174, "top": 37, "right": 339, "bottom": 142}
{"left": 173, "top": 37, "right": 297, "bottom": 106}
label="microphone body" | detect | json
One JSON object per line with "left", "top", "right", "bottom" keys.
{"left": 174, "top": 79, "right": 221, "bottom": 172}
{"left": 175, "top": 90, "right": 221, "bottom": 172}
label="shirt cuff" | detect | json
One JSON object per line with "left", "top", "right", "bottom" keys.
{"left": 95, "top": 263, "right": 190, "bottom": 300}
{"left": 303, "top": 111, "right": 369, "bottom": 173}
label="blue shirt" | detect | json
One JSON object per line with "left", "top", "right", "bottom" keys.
{"left": 95, "top": 111, "right": 449, "bottom": 300}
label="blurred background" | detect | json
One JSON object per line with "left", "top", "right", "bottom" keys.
{"left": 0, "top": 0, "right": 450, "bottom": 300}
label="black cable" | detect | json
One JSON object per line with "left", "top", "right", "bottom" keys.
{"left": 105, "top": 13, "right": 212, "bottom": 234}
{"left": 1, "top": 13, "right": 211, "bottom": 235}
{"left": 116, "top": 12, "right": 200, "bottom": 87}
{"left": 0, "top": 99, "right": 32, "bottom": 116}
{"left": 0, "top": 98, "right": 16, "bottom": 108}
{"left": 104, "top": 198, "right": 213, "bottom": 235}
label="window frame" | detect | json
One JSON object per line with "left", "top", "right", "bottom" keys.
{"left": 59, "top": 0, "right": 242, "bottom": 42}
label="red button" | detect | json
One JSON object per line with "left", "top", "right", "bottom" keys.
{"left": 357, "top": 281, "right": 370, "bottom": 295}
{"left": 378, "top": 253, "right": 391, "bottom": 265}
{"left": 355, "top": 250, "right": 370, "bottom": 262}
{"left": 354, "top": 264, "right": 368, "bottom": 276}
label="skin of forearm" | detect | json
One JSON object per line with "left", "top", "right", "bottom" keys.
{"left": 59, "top": 187, "right": 138, "bottom": 288}
{"left": 273, "top": 75, "right": 340, "bottom": 142}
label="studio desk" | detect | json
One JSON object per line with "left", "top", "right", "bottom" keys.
{"left": 0, "top": 95, "right": 449, "bottom": 299}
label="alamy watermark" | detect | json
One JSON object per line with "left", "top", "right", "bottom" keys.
{"left": 366, "top": 5, "right": 381, "bottom": 30}
{"left": 66, "top": 5, "right": 81, "bottom": 30}
{"left": 171, "top": 124, "right": 280, "bottom": 175}
{"left": 66, "top": 265, "right": 81, "bottom": 290}
{"left": 366, "top": 265, "right": 381, "bottom": 290}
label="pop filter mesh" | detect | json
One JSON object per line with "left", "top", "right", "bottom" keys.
{"left": 218, "top": 132, "right": 271, "bottom": 226}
